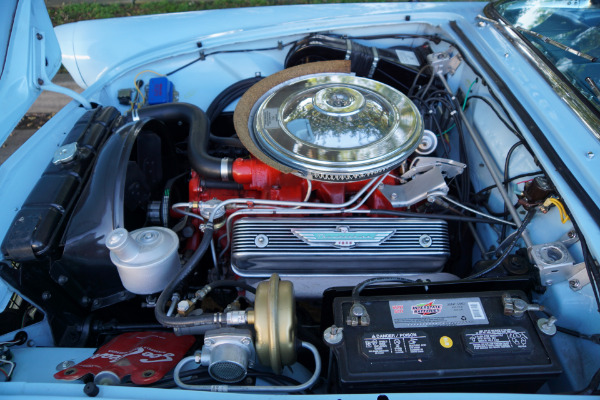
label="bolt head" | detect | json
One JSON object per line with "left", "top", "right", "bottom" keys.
{"left": 241, "top": 337, "right": 252, "bottom": 346}
{"left": 419, "top": 234, "right": 432, "bottom": 248}
{"left": 587, "top": 151, "right": 595, "bottom": 159}
{"left": 352, "top": 305, "right": 364, "bottom": 317}
{"left": 56, "top": 360, "right": 75, "bottom": 371}
{"left": 323, "top": 326, "right": 343, "bottom": 345}
{"left": 204, "top": 338, "right": 214, "bottom": 346}
{"left": 477, "top": 21, "right": 486, "bottom": 27}
{"left": 569, "top": 279, "right": 581, "bottom": 289}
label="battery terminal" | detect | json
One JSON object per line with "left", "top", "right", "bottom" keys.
{"left": 502, "top": 294, "right": 544, "bottom": 317}
{"left": 347, "top": 302, "right": 370, "bottom": 326}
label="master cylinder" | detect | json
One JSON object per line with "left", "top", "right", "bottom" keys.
{"left": 197, "top": 274, "right": 297, "bottom": 382}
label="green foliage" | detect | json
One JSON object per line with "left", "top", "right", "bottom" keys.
{"left": 48, "top": 0, "right": 403, "bottom": 26}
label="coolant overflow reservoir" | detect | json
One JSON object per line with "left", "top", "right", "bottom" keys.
{"left": 106, "top": 227, "right": 180, "bottom": 295}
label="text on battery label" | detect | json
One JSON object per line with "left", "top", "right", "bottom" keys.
{"left": 363, "top": 333, "right": 430, "bottom": 358}
{"left": 468, "top": 302, "right": 486, "bottom": 319}
{"left": 388, "top": 297, "right": 489, "bottom": 328}
{"left": 464, "top": 328, "right": 532, "bottom": 354}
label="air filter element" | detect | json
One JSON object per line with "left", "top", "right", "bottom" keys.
{"left": 245, "top": 73, "right": 423, "bottom": 182}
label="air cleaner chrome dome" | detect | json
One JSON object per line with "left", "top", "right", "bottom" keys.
{"left": 248, "top": 73, "right": 423, "bottom": 182}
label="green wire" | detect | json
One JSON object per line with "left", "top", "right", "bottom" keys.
{"left": 439, "top": 79, "right": 477, "bottom": 136}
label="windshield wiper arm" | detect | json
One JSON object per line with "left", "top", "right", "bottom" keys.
{"left": 514, "top": 25, "right": 598, "bottom": 62}
{"left": 586, "top": 77, "right": 600, "bottom": 102}
{"left": 477, "top": 15, "right": 598, "bottom": 63}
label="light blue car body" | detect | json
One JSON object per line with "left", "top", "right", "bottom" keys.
{"left": 0, "top": 0, "right": 599, "bottom": 398}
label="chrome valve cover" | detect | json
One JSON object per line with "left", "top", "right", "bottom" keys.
{"left": 231, "top": 218, "right": 449, "bottom": 277}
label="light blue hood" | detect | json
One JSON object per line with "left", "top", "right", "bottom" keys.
{"left": 0, "top": 0, "right": 61, "bottom": 145}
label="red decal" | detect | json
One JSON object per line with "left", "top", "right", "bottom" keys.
{"left": 54, "top": 332, "right": 195, "bottom": 385}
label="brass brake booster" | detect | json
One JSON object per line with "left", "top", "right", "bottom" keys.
{"left": 247, "top": 273, "right": 297, "bottom": 374}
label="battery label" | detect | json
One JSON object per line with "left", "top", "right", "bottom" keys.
{"left": 362, "top": 332, "right": 431, "bottom": 359}
{"left": 463, "top": 328, "right": 533, "bottom": 355}
{"left": 388, "top": 297, "right": 489, "bottom": 328}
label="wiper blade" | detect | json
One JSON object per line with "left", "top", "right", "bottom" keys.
{"left": 514, "top": 25, "right": 598, "bottom": 62}
{"left": 477, "top": 15, "right": 598, "bottom": 63}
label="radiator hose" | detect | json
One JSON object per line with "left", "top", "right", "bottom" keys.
{"left": 130, "top": 103, "right": 233, "bottom": 181}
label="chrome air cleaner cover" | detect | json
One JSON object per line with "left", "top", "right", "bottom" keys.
{"left": 248, "top": 73, "right": 423, "bottom": 182}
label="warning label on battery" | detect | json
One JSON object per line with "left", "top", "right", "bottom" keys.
{"left": 463, "top": 328, "right": 533, "bottom": 355}
{"left": 388, "top": 297, "right": 489, "bottom": 328}
{"left": 362, "top": 332, "right": 431, "bottom": 359}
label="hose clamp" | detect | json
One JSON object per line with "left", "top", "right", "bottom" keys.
{"left": 221, "top": 158, "right": 232, "bottom": 181}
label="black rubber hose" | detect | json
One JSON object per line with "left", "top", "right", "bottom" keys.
{"left": 352, "top": 277, "right": 415, "bottom": 301}
{"left": 95, "top": 323, "right": 167, "bottom": 332}
{"left": 209, "top": 136, "right": 245, "bottom": 148}
{"left": 201, "top": 180, "right": 243, "bottom": 190}
{"left": 205, "top": 280, "right": 257, "bottom": 294}
{"left": 467, "top": 208, "right": 535, "bottom": 279}
{"left": 132, "top": 103, "right": 232, "bottom": 181}
{"left": 155, "top": 225, "right": 216, "bottom": 328}
{"left": 501, "top": 141, "right": 524, "bottom": 241}
{"left": 206, "top": 77, "right": 262, "bottom": 148}
{"left": 206, "top": 76, "right": 263, "bottom": 123}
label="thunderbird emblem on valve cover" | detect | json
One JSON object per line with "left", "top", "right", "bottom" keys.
{"left": 291, "top": 226, "right": 396, "bottom": 249}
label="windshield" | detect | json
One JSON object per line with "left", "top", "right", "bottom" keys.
{"left": 493, "top": 0, "right": 600, "bottom": 111}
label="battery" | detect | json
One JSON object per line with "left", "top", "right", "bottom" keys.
{"left": 325, "top": 290, "right": 561, "bottom": 393}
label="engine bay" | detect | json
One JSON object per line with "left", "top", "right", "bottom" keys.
{"left": 0, "top": 22, "right": 598, "bottom": 394}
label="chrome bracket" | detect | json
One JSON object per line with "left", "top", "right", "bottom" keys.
{"left": 568, "top": 265, "right": 590, "bottom": 292}
{"left": 427, "top": 51, "right": 462, "bottom": 75}
{"left": 529, "top": 242, "right": 583, "bottom": 286}
{"left": 403, "top": 157, "right": 466, "bottom": 180}
{"left": 380, "top": 157, "right": 465, "bottom": 208}
{"left": 380, "top": 166, "right": 449, "bottom": 208}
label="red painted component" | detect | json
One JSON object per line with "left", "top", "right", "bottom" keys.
{"left": 189, "top": 157, "right": 396, "bottom": 210}
{"left": 54, "top": 332, "right": 195, "bottom": 385}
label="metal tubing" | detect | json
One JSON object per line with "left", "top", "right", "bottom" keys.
{"left": 436, "top": 73, "right": 532, "bottom": 247}
{"left": 174, "top": 341, "right": 321, "bottom": 392}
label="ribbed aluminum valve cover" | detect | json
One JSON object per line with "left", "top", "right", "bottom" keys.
{"left": 231, "top": 218, "right": 449, "bottom": 277}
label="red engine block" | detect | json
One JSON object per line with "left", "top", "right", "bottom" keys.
{"left": 189, "top": 157, "right": 395, "bottom": 209}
